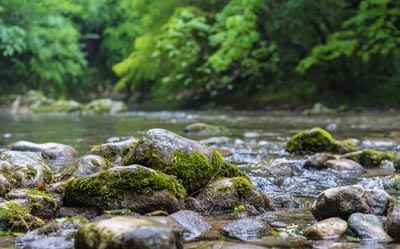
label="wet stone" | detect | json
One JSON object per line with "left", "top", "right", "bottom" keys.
{"left": 325, "top": 159, "right": 364, "bottom": 173}
{"left": 169, "top": 210, "right": 210, "bottom": 241}
{"left": 386, "top": 204, "right": 400, "bottom": 240}
{"left": 303, "top": 153, "right": 337, "bottom": 170}
{"left": 222, "top": 218, "right": 269, "bottom": 241}
{"left": 348, "top": 213, "right": 392, "bottom": 241}
{"left": 303, "top": 217, "right": 348, "bottom": 239}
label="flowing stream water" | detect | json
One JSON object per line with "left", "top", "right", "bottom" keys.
{"left": 0, "top": 111, "right": 400, "bottom": 248}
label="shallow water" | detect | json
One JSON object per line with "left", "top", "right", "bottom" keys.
{"left": 1, "top": 111, "right": 400, "bottom": 248}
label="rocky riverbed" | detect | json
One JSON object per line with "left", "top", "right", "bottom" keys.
{"left": 0, "top": 111, "right": 400, "bottom": 248}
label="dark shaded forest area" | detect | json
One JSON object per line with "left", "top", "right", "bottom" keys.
{"left": 1, "top": 0, "right": 399, "bottom": 109}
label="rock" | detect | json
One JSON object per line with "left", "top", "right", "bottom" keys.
{"left": 30, "top": 100, "right": 82, "bottom": 113}
{"left": 311, "top": 185, "right": 393, "bottom": 220}
{"left": 11, "top": 141, "right": 77, "bottom": 160}
{"left": 15, "top": 217, "right": 87, "bottom": 249}
{"left": 84, "top": 98, "right": 127, "bottom": 114}
{"left": 88, "top": 138, "right": 137, "bottom": 163}
{"left": 0, "top": 200, "right": 44, "bottom": 231}
{"left": 17, "top": 236, "right": 74, "bottom": 249}
{"left": 325, "top": 159, "right": 364, "bottom": 173}
{"left": 184, "top": 123, "right": 217, "bottom": 133}
{"left": 272, "top": 195, "right": 301, "bottom": 208}
{"left": 303, "top": 217, "right": 348, "bottom": 239}
{"left": 63, "top": 165, "right": 186, "bottom": 214}
{"left": 284, "top": 127, "right": 356, "bottom": 155}
{"left": 169, "top": 210, "right": 210, "bottom": 241}
{"left": 342, "top": 150, "right": 394, "bottom": 168}
{"left": 305, "top": 103, "right": 335, "bottom": 115}
{"left": 195, "top": 177, "right": 273, "bottom": 215}
{"left": 386, "top": 204, "right": 400, "bottom": 240}
{"left": 222, "top": 218, "right": 269, "bottom": 241}
{"left": 74, "top": 216, "right": 183, "bottom": 249}
{"left": 199, "top": 136, "right": 230, "bottom": 145}
{"left": 303, "top": 153, "right": 338, "bottom": 170}
{"left": 0, "top": 151, "right": 52, "bottom": 193}
{"left": 64, "top": 155, "right": 111, "bottom": 179}
{"left": 348, "top": 213, "right": 391, "bottom": 241}
{"left": 6, "top": 189, "right": 60, "bottom": 219}
{"left": 122, "top": 129, "right": 245, "bottom": 194}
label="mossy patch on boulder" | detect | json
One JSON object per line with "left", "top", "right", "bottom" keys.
{"left": 63, "top": 165, "right": 186, "bottom": 214}
{"left": 285, "top": 127, "right": 357, "bottom": 154}
{"left": 342, "top": 150, "right": 394, "bottom": 168}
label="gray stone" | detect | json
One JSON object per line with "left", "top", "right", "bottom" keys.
{"left": 11, "top": 141, "right": 77, "bottom": 160}
{"left": 325, "top": 159, "right": 364, "bottom": 173}
{"left": 70, "top": 155, "right": 110, "bottom": 178}
{"left": 89, "top": 138, "right": 137, "bottom": 163}
{"left": 0, "top": 151, "right": 52, "bottom": 193}
{"left": 386, "top": 204, "right": 400, "bottom": 240}
{"left": 303, "top": 217, "right": 348, "bottom": 239}
{"left": 348, "top": 213, "right": 391, "bottom": 241}
{"left": 222, "top": 218, "right": 269, "bottom": 241}
{"left": 303, "top": 153, "right": 337, "bottom": 170}
{"left": 311, "top": 185, "right": 392, "bottom": 220}
{"left": 75, "top": 216, "right": 183, "bottom": 249}
{"left": 169, "top": 210, "right": 210, "bottom": 241}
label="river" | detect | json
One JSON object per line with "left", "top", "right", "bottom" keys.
{"left": 0, "top": 111, "right": 400, "bottom": 248}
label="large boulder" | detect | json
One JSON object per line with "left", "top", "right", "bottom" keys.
{"left": 0, "top": 151, "right": 52, "bottom": 194}
{"left": 122, "top": 129, "right": 245, "bottom": 194}
{"left": 194, "top": 177, "right": 273, "bottom": 215}
{"left": 63, "top": 165, "right": 186, "bottom": 214}
{"left": 284, "top": 128, "right": 356, "bottom": 155}
{"left": 11, "top": 141, "right": 77, "bottom": 160}
{"left": 311, "top": 185, "right": 393, "bottom": 220}
{"left": 303, "top": 217, "right": 348, "bottom": 239}
{"left": 74, "top": 216, "right": 183, "bottom": 249}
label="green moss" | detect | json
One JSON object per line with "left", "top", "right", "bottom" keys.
{"left": 25, "top": 165, "right": 37, "bottom": 179}
{"left": 212, "top": 150, "right": 246, "bottom": 179}
{"left": 104, "top": 209, "right": 132, "bottom": 215}
{"left": 0, "top": 202, "right": 44, "bottom": 231}
{"left": 125, "top": 149, "right": 164, "bottom": 168}
{"left": 234, "top": 204, "right": 246, "bottom": 213}
{"left": 64, "top": 167, "right": 186, "bottom": 209}
{"left": 230, "top": 177, "right": 253, "bottom": 198}
{"left": 285, "top": 127, "right": 354, "bottom": 154}
{"left": 163, "top": 150, "right": 218, "bottom": 195}
{"left": 344, "top": 150, "right": 395, "bottom": 168}
{"left": 27, "top": 189, "right": 57, "bottom": 208}
{"left": 122, "top": 141, "right": 138, "bottom": 156}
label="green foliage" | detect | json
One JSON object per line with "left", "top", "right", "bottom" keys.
{"left": 297, "top": 0, "right": 400, "bottom": 72}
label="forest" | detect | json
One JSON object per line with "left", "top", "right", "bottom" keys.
{"left": 0, "top": 0, "right": 399, "bottom": 109}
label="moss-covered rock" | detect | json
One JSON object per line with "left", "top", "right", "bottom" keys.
{"left": 342, "top": 150, "right": 394, "bottom": 168}
{"left": 0, "top": 200, "right": 45, "bottom": 231}
{"left": 285, "top": 127, "right": 357, "bottom": 154}
{"left": 30, "top": 100, "right": 83, "bottom": 113}
{"left": 6, "top": 189, "right": 59, "bottom": 219}
{"left": 84, "top": 98, "right": 127, "bottom": 114}
{"left": 0, "top": 151, "right": 53, "bottom": 195}
{"left": 122, "top": 129, "right": 245, "bottom": 195}
{"left": 194, "top": 177, "right": 273, "bottom": 215}
{"left": 75, "top": 216, "right": 183, "bottom": 249}
{"left": 63, "top": 165, "right": 186, "bottom": 214}
{"left": 88, "top": 138, "right": 137, "bottom": 164}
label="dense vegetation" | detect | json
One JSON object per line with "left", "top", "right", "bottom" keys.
{"left": 0, "top": 0, "right": 399, "bottom": 108}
